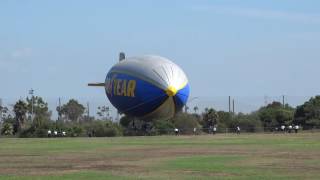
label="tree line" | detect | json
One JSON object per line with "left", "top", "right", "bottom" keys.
{"left": 1, "top": 96, "right": 320, "bottom": 137}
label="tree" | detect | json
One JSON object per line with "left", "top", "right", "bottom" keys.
{"left": 59, "top": 99, "right": 85, "bottom": 122}
{"left": 258, "top": 101, "right": 294, "bottom": 130}
{"left": 14, "top": 97, "right": 54, "bottom": 138}
{"left": 120, "top": 115, "right": 132, "bottom": 128}
{"left": 13, "top": 100, "right": 28, "bottom": 134}
{"left": 234, "top": 112, "right": 263, "bottom": 132}
{"left": 26, "top": 96, "right": 51, "bottom": 127}
{"left": 97, "top": 106, "right": 110, "bottom": 120}
{"left": 0, "top": 105, "right": 9, "bottom": 117}
{"left": 216, "top": 111, "right": 233, "bottom": 130}
{"left": 0, "top": 105, "right": 10, "bottom": 123}
{"left": 294, "top": 96, "right": 320, "bottom": 129}
{"left": 193, "top": 106, "right": 199, "bottom": 114}
{"left": 202, "top": 108, "right": 218, "bottom": 131}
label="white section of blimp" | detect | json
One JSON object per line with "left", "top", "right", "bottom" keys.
{"left": 110, "top": 55, "right": 188, "bottom": 92}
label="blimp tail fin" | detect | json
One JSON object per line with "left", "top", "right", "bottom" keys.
{"left": 88, "top": 83, "right": 105, "bottom": 87}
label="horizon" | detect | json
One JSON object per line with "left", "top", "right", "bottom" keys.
{"left": 0, "top": 95, "right": 315, "bottom": 120}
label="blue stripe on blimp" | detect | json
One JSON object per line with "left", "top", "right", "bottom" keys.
{"left": 105, "top": 72, "right": 168, "bottom": 117}
{"left": 174, "top": 83, "right": 190, "bottom": 111}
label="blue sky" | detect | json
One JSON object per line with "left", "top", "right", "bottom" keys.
{"left": 1, "top": 0, "right": 320, "bottom": 114}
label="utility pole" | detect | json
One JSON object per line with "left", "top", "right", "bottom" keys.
{"left": 58, "top": 97, "right": 62, "bottom": 121}
{"left": 282, "top": 95, "right": 285, "bottom": 108}
{"left": 228, "top": 96, "right": 231, "bottom": 113}
{"left": 232, "top": 99, "right": 235, "bottom": 114}
{"left": 29, "top": 89, "right": 34, "bottom": 122}
{"left": 264, "top": 95, "right": 268, "bottom": 106}
{"left": 87, "top": 102, "right": 90, "bottom": 118}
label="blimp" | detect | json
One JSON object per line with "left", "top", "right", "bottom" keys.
{"left": 89, "top": 53, "right": 190, "bottom": 120}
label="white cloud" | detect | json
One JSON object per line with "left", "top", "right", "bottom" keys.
{"left": 11, "top": 48, "right": 33, "bottom": 59}
{"left": 192, "top": 5, "right": 320, "bottom": 24}
{"left": 288, "top": 31, "right": 320, "bottom": 40}
{"left": 0, "top": 48, "right": 34, "bottom": 72}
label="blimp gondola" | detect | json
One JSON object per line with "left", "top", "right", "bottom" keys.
{"left": 89, "top": 53, "right": 190, "bottom": 120}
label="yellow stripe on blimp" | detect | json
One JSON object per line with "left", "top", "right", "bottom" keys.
{"left": 165, "top": 81, "right": 188, "bottom": 97}
{"left": 165, "top": 86, "right": 177, "bottom": 97}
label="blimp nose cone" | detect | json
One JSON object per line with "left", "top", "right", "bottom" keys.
{"left": 165, "top": 86, "right": 178, "bottom": 97}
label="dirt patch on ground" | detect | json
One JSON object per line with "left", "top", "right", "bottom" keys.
{"left": 0, "top": 145, "right": 250, "bottom": 176}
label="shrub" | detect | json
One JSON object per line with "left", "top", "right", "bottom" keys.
{"left": 19, "top": 126, "right": 36, "bottom": 138}
{"left": 172, "top": 113, "right": 200, "bottom": 134}
{"left": 1, "top": 123, "right": 13, "bottom": 136}
{"left": 34, "top": 128, "right": 49, "bottom": 137}
{"left": 153, "top": 119, "right": 175, "bottom": 135}
{"left": 85, "top": 120, "right": 123, "bottom": 137}
{"left": 68, "top": 126, "right": 84, "bottom": 137}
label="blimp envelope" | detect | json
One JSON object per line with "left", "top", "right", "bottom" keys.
{"left": 105, "top": 55, "right": 190, "bottom": 119}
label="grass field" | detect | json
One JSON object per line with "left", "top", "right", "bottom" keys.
{"left": 0, "top": 133, "right": 319, "bottom": 180}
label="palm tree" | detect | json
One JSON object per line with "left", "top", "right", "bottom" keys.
{"left": 1, "top": 123, "right": 13, "bottom": 135}
{"left": 13, "top": 100, "right": 28, "bottom": 133}
{"left": 193, "top": 106, "right": 199, "bottom": 114}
